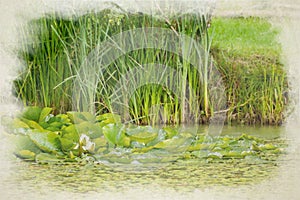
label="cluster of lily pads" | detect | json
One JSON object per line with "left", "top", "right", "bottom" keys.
{"left": 3, "top": 106, "right": 284, "bottom": 164}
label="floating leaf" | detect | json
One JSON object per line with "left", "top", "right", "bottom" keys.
{"left": 207, "top": 152, "right": 223, "bottom": 159}
{"left": 97, "top": 113, "right": 121, "bottom": 127}
{"left": 28, "top": 130, "right": 61, "bottom": 153}
{"left": 187, "top": 143, "right": 210, "bottom": 151}
{"left": 12, "top": 118, "right": 30, "bottom": 129}
{"left": 38, "top": 107, "right": 53, "bottom": 123}
{"left": 62, "top": 125, "right": 79, "bottom": 136}
{"left": 46, "top": 126, "right": 61, "bottom": 132}
{"left": 102, "top": 124, "right": 130, "bottom": 147}
{"left": 154, "top": 137, "right": 193, "bottom": 153}
{"left": 73, "top": 121, "right": 102, "bottom": 139}
{"left": 55, "top": 114, "right": 71, "bottom": 124}
{"left": 163, "top": 127, "right": 178, "bottom": 139}
{"left": 223, "top": 151, "right": 245, "bottom": 159}
{"left": 261, "top": 144, "right": 277, "bottom": 150}
{"left": 21, "top": 106, "right": 42, "bottom": 122}
{"left": 96, "top": 113, "right": 121, "bottom": 122}
{"left": 14, "top": 135, "right": 40, "bottom": 153}
{"left": 80, "top": 112, "right": 96, "bottom": 122}
{"left": 35, "top": 153, "right": 61, "bottom": 164}
{"left": 15, "top": 150, "right": 36, "bottom": 160}
{"left": 59, "top": 138, "right": 77, "bottom": 152}
{"left": 67, "top": 112, "right": 87, "bottom": 124}
{"left": 39, "top": 122, "right": 50, "bottom": 129}
{"left": 146, "top": 129, "right": 167, "bottom": 147}
{"left": 21, "top": 118, "right": 44, "bottom": 130}
{"left": 60, "top": 125, "right": 80, "bottom": 152}
{"left": 48, "top": 121, "right": 64, "bottom": 129}
{"left": 93, "top": 137, "right": 107, "bottom": 151}
{"left": 128, "top": 132, "right": 158, "bottom": 144}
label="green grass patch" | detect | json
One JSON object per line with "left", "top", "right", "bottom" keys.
{"left": 209, "top": 17, "right": 281, "bottom": 56}
{"left": 209, "top": 17, "right": 287, "bottom": 125}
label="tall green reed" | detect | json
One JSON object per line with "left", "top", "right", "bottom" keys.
{"left": 15, "top": 9, "right": 213, "bottom": 125}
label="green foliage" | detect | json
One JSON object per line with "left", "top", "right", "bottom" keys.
{"left": 14, "top": 9, "right": 287, "bottom": 125}
{"left": 5, "top": 106, "right": 286, "bottom": 164}
{"left": 209, "top": 17, "right": 288, "bottom": 125}
{"left": 28, "top": 130, "right": 61, "bottom": 153}
{"left": 21, "top": 106, "right": 42, "bottom": 122}
{"left": 14, "top": 9, "right": 213, "bottom": 124}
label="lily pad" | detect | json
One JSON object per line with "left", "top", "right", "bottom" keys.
{"left": 128, "top": 132, "right": 158, "bottom": 144}
{"left": 102, "top": 124, "right": 130, "bottom": 147}
{"left": 28, "top": 130, "right": 61, "bottom": 153}
{"left": 15, "top": 150, "right": 36, "bottom": 160}
{"left": 21, "top": 106, "right": 42, "bottom": 122}
{"left": 73, "top": 121, "right": 102, "bottom": 139}
{"left": 38, "top": 107, "right": 53, "bottom": 123}
{"left": 21, "top": 118, "right": 44, "bottom": 130}
{"left": 12, "top": 118, "right": 30, "bottom": 129}
{"left": 67, "top": 112, "right": 89, "bottom": 124}
{"left": 163, "top": 127, "right": 178, "bottom": 139}
{"left": 97, "top": 113, "right": 121, "bottom": 127}
{"left": 154, "top": 137, "right": 193, "bottom": 153}
{"left": 35, "top": 153, "right": 62, "bottom": 164}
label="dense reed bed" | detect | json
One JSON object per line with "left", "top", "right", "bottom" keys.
{"left": 13, "top": 9, "right": 288, "bottom": 125}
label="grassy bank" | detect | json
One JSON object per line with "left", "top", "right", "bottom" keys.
{"left": 13, "top": 10, "right": 288, "bottom": 125}
{"left": 210, "top": 17, "right": 287, "bottom": 125}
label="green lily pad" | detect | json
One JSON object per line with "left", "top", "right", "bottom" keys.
{"left": 261, "top": 144, "right": 277, "bottom": 150}
{"left": 38, "top": 107, "right": 53, "bottom": 123}
{"left": 146, "top": 129, "right": 167, "bottom": 147}
{"left": 128, "top": 132, "right": 158, "bottom": 144}
{"left": 67, "top": 112, "right": 88, "bottom": 124}
{"left": 187, "top": 143, "right": 210, "bottom": 151}
{"left": 96, "top": 113, "right": 121, "bottom": 122}
{"left": 35, "top": 153, "right": 61, "bottom": 164}
{"left": 223, "top": 151, "right": 245, "bottom": 159}
{"left": 21, "top": 106, "right": 42, "bottom": 122}
{"left": 59, "top": 137, "right": 77, "bottom": 152}
{"left": 102, "top": 124, "right": 130, "bottom": 147}
{"left": 14, "top": 134, "right": 40, "bottom": 153}
{"left": 60, "top": 125, "right": 80, "bottom": 151}
{"left": 28, "top": 130, "right": 61, "bottom": 153}
{"left": 12, "top": 118, "right": 30, "bottom": 129}
{"left": 21, "top": 118, "right": 44, "bottom": 130}
{"left": 15, "top": 150, "right": 36, "bottom": 160}
{"left": 73, "top": 121, "right": 102, "bottom": 139}
{"left": 154, "top": 137, "right": 193, "bottom": 153}
{"left": 191, "top": 150, "right": 209, "bottom": 158}
{"left": 93, "top": 137, "right": 107, "bottom": 150}
{"left": 80, "top": 112, "right": 96, "bottom": 122}
{"left": 97, "top": 113, "right": 121, "bottom": 127}
{"left": 163, "top": 127, "right": 178, "bottom": 139}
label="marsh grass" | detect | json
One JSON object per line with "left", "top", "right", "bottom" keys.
{"left": 14, "top": 9, "right": 213, "bottom": 125}
{"left": 210, "top": 17, "right": 288, "bottom": 125}
{"left": 14, "top": 10, "right": 288, "bottom": 125}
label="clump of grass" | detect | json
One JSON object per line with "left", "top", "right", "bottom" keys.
{"left": 210, "top": 17, "right": 288, "bottom": 125}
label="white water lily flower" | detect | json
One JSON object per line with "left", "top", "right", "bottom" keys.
{"left": 74, "top": 134, "right": 95, "bottom": 153}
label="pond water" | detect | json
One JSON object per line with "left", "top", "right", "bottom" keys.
{"left": 1, "top": 0, "right": 300, "bottom": 199}
{"left": 0, "top": 125, "right": 292, "bottom": 200}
